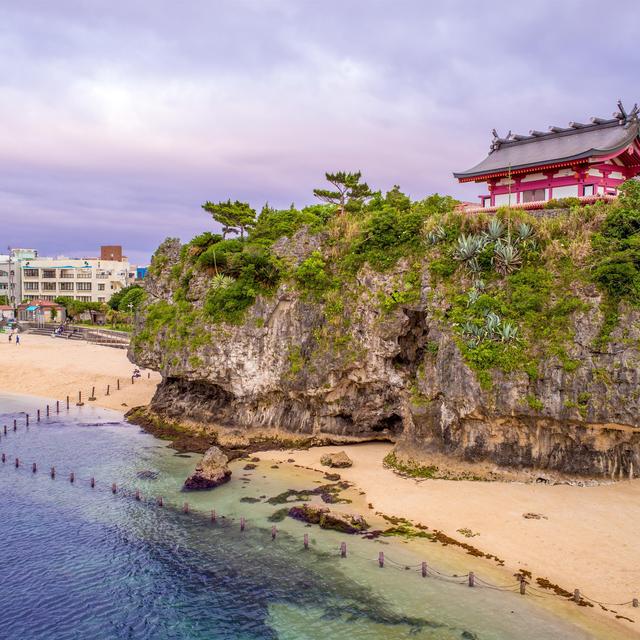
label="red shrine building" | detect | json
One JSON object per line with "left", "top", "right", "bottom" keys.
{"left": 454, "top": 101, "right": 640, "bottom": 212}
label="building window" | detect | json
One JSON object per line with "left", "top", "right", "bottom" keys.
{"left": 24, "top": 282, "right": 39, "bottom": 291}
{"left": 583, "top": 184, "right": 595, "bottom": 196}
{"left": 0, "top": 283, "right": 7, "bottom": 290}
{"left": 60, "top": 269, "right": 74, "bottom": 279}
{"left": 76, "top": 296, "right": 92, "bottom": 302}
{"left": 0, "top": 270, "right": 7, "bottom": 277}
{"left": 59, "top": 282, "right": 74, "bottom": 291}
{"left": 42, "top": 282, "right": 57, "bottom": 291}
{"left": 98, "top": 297, "right": 106, "bottom": 302}
{"left": 522, "top": 188, "right": 546, "bottom": 203}
{"left": 552, "top": 185, "right": 579, "bottom": 199}
{"left": 42, "top": 269, "right": 56, "bottom": 279}
{"left": 98, "top": 283, "right": 105, "bottom": 291}
{"left": 23, "top": 268, "right": 39, "bottom": 277}
{"left": 77, "top": 271, "right": 92, "bottom": 279}
{"left": 76, "top": 282, "right": 92, "bottom": 291}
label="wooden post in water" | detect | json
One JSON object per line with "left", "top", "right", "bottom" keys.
{"left": 135, "top": 489, "right": 140, "bottom": 501}
{"left": 340, "top": 542, "right": 347, "bottom": 558}
{"left": 421, "top": 562, "right": 428, "bottom": 578}
{"left": 157, "top": 496, "right": 163, "bottom": 507}
{"left": 240, "top": 517, "right": 246, "bottom": 532}
{"left": 573, "top": 589, "right": 581, "bottom": 603}
{"left": 131, "top": 376, "right": 134, "bottom": 385}
{"left": 106, "top": 384, "right": 110, "bottom": 396}
{"left": 271, "top": 526, "right": 277, "bottom": 540}
{"left": 32, "top": 462, "right": 37, "bottom": 473}
{"left": 37, "top": 409, "right": 40, "bottom": 422}
{"left": 633, "top": 598, "right": 639, "bottom": 608}
{"left": 66, "top": 395, "right": 70, "bottom": 410}
{"left": 50, "top": 467, "right": 56, "bottom": 479}
{"left": 56, "top": 400, "right": 60, "bottom": 414}
{"left": 76, "top": 391, "right": 84, "bottom": 407}
{"left": 183, "top": 502, "right": 189, "bottom": 514}
{"left": 13, "top": 419, "right": 17, "bottom": 431}
{"left": 211, "top": 510, "right": 216, "bottom": 524}
{"left": 148, "top": 372, "right": 150, "bottom": 379}
{"left": 3, "top": 425, "right": 6, "bottom": 434}
{"left": 70, "top": 472, "right": 75, "bottom": 483}
{"left": 90, "top": 477, "right": 95, "bottom": 488}
{"left": 1, "top": 453, "right": 5, "bottom": 463}
{"left": 378, "top": 552, "right": 384, "bottom": 568}
{"left": 15, "top": 457, "right": 19, "bottom": 468}
{"left": 111, "top": 483, "right": 117, "bottom": 494}
{"left": 89, "top": 386, "right": 96, "bottom": 401}
{"left": 117, "top": 379, "right": 120, "bottom": 391}
{"left": 25, "top": 414, "right": 29, "bottom": 426}
{"left": 468, "top": 572, "right": 475, "bottom": 587}
{"left": 46, "top": 405, "right": 50, "bottom": 417}
{"left": 519, "top": 576, "right": 526, "bottom": 595}
{"left": 303, "top": 533, "right": 309, "bottom": 550}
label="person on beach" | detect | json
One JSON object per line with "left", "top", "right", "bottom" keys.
{"left": 15, "top": 334, "right": 20, "bottom": 345}
{"left": 8, "top": 332, "right": 12, "bottom": 342}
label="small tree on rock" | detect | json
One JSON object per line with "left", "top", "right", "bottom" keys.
{"left": 313, "top": 171, "right": 372, "bottom": 215}
{"left": 202, "top": 200, "right": 256, "bottom": 239}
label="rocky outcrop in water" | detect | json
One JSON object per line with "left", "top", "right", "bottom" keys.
{"left": 288, "top": 504, "right": 369, "bottom": 533}
{"left": 320, "top": 451, "right": 353, "bottom": 468}
{"left": 130, "top": 233, "right": 640, "bottom": 479}
{"left": 183, "top": 446, "right": 231, "bottom": 490}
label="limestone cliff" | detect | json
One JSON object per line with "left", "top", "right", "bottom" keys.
{"left": 130, "top": 224, "right": 640, "bottom": 479}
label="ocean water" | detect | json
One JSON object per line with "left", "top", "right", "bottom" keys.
{"left": 0, "top": 393, "right": 597, "bottom": 640}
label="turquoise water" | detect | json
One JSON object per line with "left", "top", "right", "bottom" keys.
{"left": 0, "top": 393, "right": 596, "bottom": 639}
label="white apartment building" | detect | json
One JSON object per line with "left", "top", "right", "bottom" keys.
{"left": 0, "top": 251, "right": 28, "bottom": 308}
{"left": 20, "top": 247, "right": 132, "bottom": 304}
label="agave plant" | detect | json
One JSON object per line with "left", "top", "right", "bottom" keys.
{"left": 466, "top": 257, "right": 481, "bottom": 275}
{"left": 453, "top": 234, "right": 485, "bottom": 262}
{"left": 426, "top": 225, "right": 446, "bottom": 245}
{"left": 496, "top": 321, "right": 519, "bottom": 342}
{"left": 210, "top": 274, "right": 236, "bottom": 291}
{"left": 467, "top": 288, "right": 480, "bottom": 307}
{"left": 472, "top": 278, "right": 486, "bottom": 291}
{"left": 516, "top": 222, "right": 535, "bottom": 243}
{"left": 493, "top": 239, "right": 522, "bottom": 275}
{"left": 485, "top": 218, "right": 506, "bottom": 241}
{"left": 484, "top": 311, "right": 502, "bottom": 335}
{"left": 460, "top": 321, "right": 486, "bottom": 345}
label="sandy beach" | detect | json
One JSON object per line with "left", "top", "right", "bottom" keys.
{"left": 1, "top": 333, "right": 638, "bottom": 635}
{"left": 0, "top": 333, "right": 160, "bottom": 412}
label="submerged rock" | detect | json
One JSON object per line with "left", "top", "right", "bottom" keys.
{"left": 320, "top": 451, "right": 353, "bottom": 469}
{"left": 183, "top": 446, "right": 231, "bottom": 490}
{"left": 288, "top": 504, "right": 368, "bottom": 534}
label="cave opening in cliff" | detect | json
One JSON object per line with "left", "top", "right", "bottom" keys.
{"left": 393, "top": 309, "right": 430, "bottom": 375}
{"left": 372, "top": 412, "right": 403, "bottom": 436}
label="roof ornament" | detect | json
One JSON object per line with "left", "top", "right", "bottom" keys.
{"left": 614, "top": 100, "right": 639, "bottom": 128}
{"left": 489, "top": 128, "right": 512, "bottom": 154}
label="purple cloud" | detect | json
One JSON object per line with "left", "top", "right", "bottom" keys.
{"left": 1, "top": 0, "right": 638, "bottom": 262}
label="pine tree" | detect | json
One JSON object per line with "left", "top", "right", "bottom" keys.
{"left": 202, "top": 200, "right": 256, "bottom": 239}
{"left": 313, "top": 171, "right": 372, "bottom": 214}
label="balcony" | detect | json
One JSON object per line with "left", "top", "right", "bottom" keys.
{"left": 59, "top": 270, "right": 75, "bottom": 279}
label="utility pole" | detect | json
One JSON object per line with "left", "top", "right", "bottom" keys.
{"left": 7, "top": 245, "right": 15, "bottom": 309}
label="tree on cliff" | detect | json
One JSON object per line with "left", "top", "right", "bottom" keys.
{"left": 202, "top": 200, "right": 256, "bottom": 239}
{"left": 313, "top": 171, "right": 372, "bottom": 215}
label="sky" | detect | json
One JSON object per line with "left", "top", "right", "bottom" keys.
{"left": 1, "top": 1, "right": 639, "bottom": 264}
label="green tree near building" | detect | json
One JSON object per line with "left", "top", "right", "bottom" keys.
{"left": 313, "top": 171, "right": 373, "bottom": 215}
{"left": 202, "top": 200, "right": 257, "bottom": 239}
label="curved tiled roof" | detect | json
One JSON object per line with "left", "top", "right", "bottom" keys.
{"left": 454, "top": 106, "right": 640, "bottom": 180}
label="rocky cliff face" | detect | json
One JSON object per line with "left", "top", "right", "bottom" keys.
{"left": 131, "top": 233, "right": 640, "bottom": 479}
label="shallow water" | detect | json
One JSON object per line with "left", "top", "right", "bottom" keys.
{"left": 0, "top": 393, "right": 597, "bottom": 639}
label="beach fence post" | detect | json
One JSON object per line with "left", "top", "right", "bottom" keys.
{"left": 468, "top": 572, "right": 475, "bottom": 587}
{"left": 70, "top": 472, "right": 75, "bottom": 483}
{"left": 135, "top": 489, "right": 140, "bottom": 501}
{"left": 90, "top": 477, "right": 95, "bottom": 488}
{"left": 46, "top": 405, "right": 50, "bottom": 417}
{"left": 271, "top": 526, "right": 277, "bottom": 540}
{"left": 211, "top": 510, "right": 216, "bottom": 524}
{"left": 106, "top": 384, "right": 110, "bottom": 396}
{"left": 378, "top": 552, "right": 384, "bottom": 568}
{"left": 50, "top": 467, "right": 55, "bottom": 479}
{"left": 117, "top": 379, "right": 120, "bottom": 391}
{"left": 183, "top": 502, "right": 189, "bottom": 514}
{"left": 15, "top": 457, "right": 19, "bottom": 468}
{"left": 573, "top": 589, "right": 581, "bottom": 603}
{"left": 421, "top": 562, "right": 428, "bottom": 578}
{"left": 111, "top": 483, "right": 117, "bottom": 494}
{"left": 633, "top": 598, "right": 639, "bottom": 608}
{"left": 303, "top": 533, "right": 309, "bottom": 550}
{"left": 37, "top": 409, "right": 40, "bottom": 422}
{"left": 89, "top": 386, "right": 96, "bottom": 401}
{"left": 1, "top": 453, "right": 5, "bottom": 463}
{"left": 157, "top": 496, "right": 163, "bottom": 507}
{"left": 66, "top": 395, "right": 70, "bottom": 410}
{"left": 3, "top": 425, "right": 6, "bottom": 434}
{"left": 131, "top": 376, "right": 134, "bottom": 385}
{"left": 13, "top": 419, "right": 16, "bottom": 431}
{"left": 240, "top": 517, "right": 246, "bottom": 532}
{"left": 32, "top": 462, "right": 37, "bottom": 473}
{"left": 56, "top": 400, "right": 60, "bottom": 414}
{"left": 76, "top": 391, "right": 84, "bottom": 407}
{"left": 340, "top": 542, "right": 347, "bottom": 558}
{"left": 148, "top": 372, "right": 150, "bottom": 379}
{"left": 519, "top": 576, "right": 526, "bottom": 595}
{"left": 26, "top": 414, "right": 29, "bottom": 426}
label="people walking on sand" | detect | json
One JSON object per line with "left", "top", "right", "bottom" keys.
{"left": 15, "top": 334, "right": 20, "bottom": 345}
{"left": 8, "top": 332, "right": 12, "bottom": 342}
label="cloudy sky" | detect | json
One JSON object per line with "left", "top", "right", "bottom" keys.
{"left": 1, "top": 1, "right": 638, "bottom": 263}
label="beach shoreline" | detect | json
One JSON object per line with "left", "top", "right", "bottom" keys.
{"left": 1, "top": 334, "right": 639, "bottom": 637}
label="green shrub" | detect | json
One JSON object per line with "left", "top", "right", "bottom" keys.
{"left": 294, "top": 251, "right": 333, "bottom": 295}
